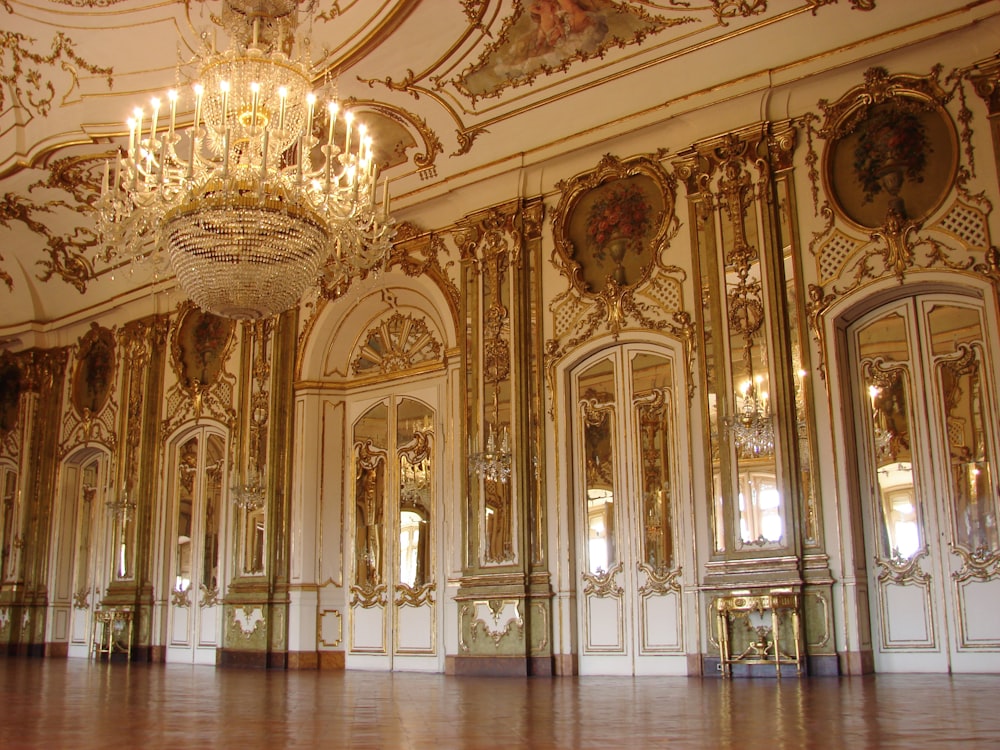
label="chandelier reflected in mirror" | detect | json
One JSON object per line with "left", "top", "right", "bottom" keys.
{"left": 231, "top": 460, "right": 266, "bottom": 511}
{"left": 471, "top": 391, "right": 512, "bottom": 484}
{"left": 727, "top": 376, "right": 774, "bottom": 458}
{"left": 98, "top": 0, "right": 394, "bottom": 320}
{"left": 105, "top": 484, "right": 137, "bottom": 522}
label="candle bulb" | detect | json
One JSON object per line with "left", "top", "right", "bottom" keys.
{"left": 250, "top": 82, "right": 260, "bottom": 135}
{"left": 277, "top": 86, "right": 287, "bottom": 131}
{"left": 327, "top": 101, "right": 338, "bottom": 147}
{"left": 127, "top": 117, "right": 136, "bottom": 159}
{"left": 101, "top": 159, "right": 109, "bottom": 197}
{"left": 167, "top": 90, "right": 177, "bottom": 140}
{"left": 193, "top": 84, "right": 204, "bottom": 134}
{"left": 305, "top": 93, "right": 316, "bottom": 144}
{"left": 150, "top": 97, "right": 160, "bottom": 144}
{"left": 133, "top": 107, "right": 143, "bottom": 155}
{"left": 113, "top": 155, "right": 121, "bottom": 200}
{"left": 260, "top": 129, "right": 269, "bottom": 183}
{"left": 344, "top": 111, "right": 353, "bottom": 157}
{"left": 220, "top": 80, "right": 230, "bottom": 131}
{"left": 382, "top": 175, "right": 389, "bottom": 215}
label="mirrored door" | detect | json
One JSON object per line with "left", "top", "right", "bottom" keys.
{"left": 59, "top": 452, "right": 111, "bottom": 657}
{"left": 849, "top": 294, "right": 1000, "bottom": 672}
{"left": 348, "top": 394, "right": 438, "bottom": 671}
{"left": 571, "top": 345, "right": 687, "bottom": 675}
{"left": 165, "top": 429, "right": 227, "bottom": 664}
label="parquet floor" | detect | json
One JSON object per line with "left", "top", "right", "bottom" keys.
{"left": 0, "top": 658, "right": 998, "bottom": 748}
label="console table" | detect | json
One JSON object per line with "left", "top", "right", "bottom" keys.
{"left": 714, "top": 589, "right": 802, "bottom": 677}
{"left": 92, "top": 606, "right": 133, "bottom": 660}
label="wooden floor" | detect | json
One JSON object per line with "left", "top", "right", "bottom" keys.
{"left": 1, "top": 658, "right": 999, "bottom": 748}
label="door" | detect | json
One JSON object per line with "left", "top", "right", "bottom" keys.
{"left": 64, "top": 453, "right": 111, "bottom": 657}
{"left": 165, "top": 429, "right": 227, "bottom": 664}
{"left": 849, "top": 293, "right": 1000, "bottom": 672}
{"left": 571, "top": 345, "right": 687, "bottom": 675}
{"left": 348, "top": 394, "right": 439, "bottom": 671}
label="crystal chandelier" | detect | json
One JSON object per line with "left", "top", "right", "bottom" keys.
{"left": 400, "top": 452, "right": 431, "bottom": 507}
{"left": 105, "top": 484, "right": 137, "bottom": 522}
{"left": 727, "top": 378, "right": 774, "bottom": 458}
{"left": 471, "top": 392, "right": 512, "bottom": 484}
{"left": 98, "top": 0, "right": 394, "bottom": 320}
{"left": 231, "top": 461, "right": 266, "bottom": 511}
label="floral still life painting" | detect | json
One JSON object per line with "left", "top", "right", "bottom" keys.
{"left": 827, "top": 101, "right": 956, "bottom": 229}
{"left": 569, "top": 174, "right": 662, "bottom": 292}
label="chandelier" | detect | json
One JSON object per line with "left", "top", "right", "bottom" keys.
{"left": 727, "top": 378, "right": 774, "bottom": 458}
{"left": 105, "top": 484, "right": 137, "bottom": 522}
{"left": 98, "top": 0, "right": 394, "bottom": 320}
{"left": 231, "top": 461, "right": 266, "bottom": 511}
{"left": 471, "top": 392, "right": 512, "bottom": 484}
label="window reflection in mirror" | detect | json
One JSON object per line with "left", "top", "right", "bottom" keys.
{"left": 579, "top": 358, "right": 617, "bottom": 575}
{"left": 858, "top": 310, "right": 923, "bottom": 561}
{"left": 397, "top": 397, "right": 433, "bottom": 589}
{"left": 244, "top": 508, "right": 266, "bottom": 575}
{"left": 738, "top": 470, "right": 783, "bottom": 544}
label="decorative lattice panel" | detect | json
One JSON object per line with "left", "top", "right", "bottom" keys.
{"left": 818, "top": 230, "right": 863, "bottom": 284}
{"left": 642, "top": 276, "right": 683, "bottom": 312}
{"left": 933, "top": 200, "right": 989, "bottom": 251}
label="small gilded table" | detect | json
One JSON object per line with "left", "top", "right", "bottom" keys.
{"left": 92, "top": 606, "right": 133, "bottom": 660}
{"left": 714, "top": 589, "right": 802, "bottom": 677}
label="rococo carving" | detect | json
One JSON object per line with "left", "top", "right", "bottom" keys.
{"left": 546, "top": 153, "right": 692, "bottom": 398}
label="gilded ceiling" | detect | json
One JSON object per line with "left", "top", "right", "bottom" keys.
{"left": 0, "top": 0, "right": 989, "bottom": 335}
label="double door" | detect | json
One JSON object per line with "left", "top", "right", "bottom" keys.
{"left": 348, "top": 393, "right": 439, "bottom": 671}
{"left": 849, "top": 294, "right": 1000, "bottom": 672}
{"left": 571, "top": 345, "right": 688, "bottom": 675}
{"left": 165, "top": 429, "right": 226, "bottom": 664}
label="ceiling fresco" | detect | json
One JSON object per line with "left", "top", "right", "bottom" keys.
{"left": 0, "top": 0, "right": 988, "bottom": 333}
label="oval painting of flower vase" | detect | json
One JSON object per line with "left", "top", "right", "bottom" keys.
{"left": 827, "top": 101, "right": 957, "bottom": 229}
{"left": 569, "top": 174, "right": 663, "bottom": 293}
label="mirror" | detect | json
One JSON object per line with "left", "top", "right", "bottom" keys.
{"left": 858, "top": 311, "right": 922, "bottom": 561}
{"left": 632, "top": 353, "right": 675, "bottom": 572}
{"left": 354, "top": 403, "right": 389, "bottom": 589}
{"left": 579, "top": 358, "right": 617, "bottom": 575}
{"left": 397, "top": 398, "right": 433, "bottom": 588}
{"left": 929, "top": 304, "right": 999, "bottom": 553}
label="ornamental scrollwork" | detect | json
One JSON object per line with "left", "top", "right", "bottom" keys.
{"left": 950, "top": 544, "right": 1000, "bottom": 583}
{"left": 200, "top": 584, "right": 220, "bottom": 608}
{"left": 874, "top": 549, "right": 931, "bottom": 585}
{"left": 582, "top": 561, "right": 624, "bottom": 598}
{"left": 0, "top": 30, "right": 113, "bottom": 118}
{"left": 350, "top": 581, "right": 388, "bottom": 609}
{"left": 394, "top": 582, "right": 435, "bottom": 608}
{"left": 800, "top": 64, "right": 993, "bottom": 375}
{"left": 468, "top": 599, "right": 523, "bottom": 648}
{"left": 637, "top": 563, "right": 683, "bottom": 596}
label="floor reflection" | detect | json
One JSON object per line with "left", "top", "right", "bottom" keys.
{"left": 0, "top": 659, "right": 998, "bottom": 748}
